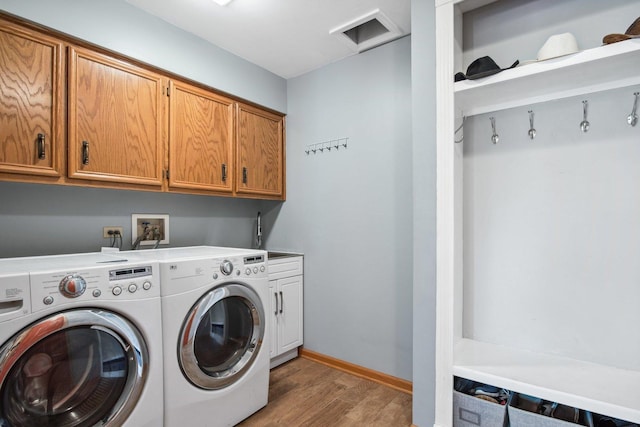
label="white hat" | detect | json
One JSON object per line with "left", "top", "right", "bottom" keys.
{"left": 519, "top": 32, "right": 580, "bottom": 66}
{"left": 536, "top": 32, "right": 579, "bottom": 61}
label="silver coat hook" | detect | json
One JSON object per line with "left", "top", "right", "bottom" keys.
{"left": 454, "top": 116, "right": 466, "bottom": 144}
{"left": 628, "top": 92, "right": 639, "bottom": 127}
{"left": 580, "top": 100, "right": 590, "bottom": 133}
{"left": 490, "top": 117, "right": 499, "bottom": 144}
{"left": 528, "top": 110, "right": 536, "bottom": 140}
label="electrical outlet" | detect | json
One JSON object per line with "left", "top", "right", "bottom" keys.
{"left": 131, "top": 214, "right": 170, "bottom": 246}
{"left": 103, "top": 226, "right": 124, "bottom": 238}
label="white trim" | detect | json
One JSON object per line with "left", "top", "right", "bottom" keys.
{"left": 434, "top": 3, "right": 456, "bottom": 426}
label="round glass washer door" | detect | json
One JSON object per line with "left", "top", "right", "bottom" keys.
{"left": 179, "top": 283, "right": 265, "bottom": 390}
{"left": 0, "top": 309, "right": 148, "bottom": 427}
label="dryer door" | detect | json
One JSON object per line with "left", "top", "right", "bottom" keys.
{"left": 179, "top": 283, "right": 265, "bottom": 390}
{"left": 0, "top": 309, "right": 148, "bottom": 427}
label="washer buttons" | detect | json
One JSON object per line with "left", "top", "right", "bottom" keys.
{"left": 143, "top": 281, "right": 152, "bottom": 290}
{"left": 253, "top": 267, "right": 258, "bottom": 274}
{"left": 43, "top": 296, "right": 54, "bottom": 305}
{"left": 236, "top": 270, "right": 240, "bottom": 276}
{"left": 112, "top": 286, "right": 122, "bottom": 296}
{"left": 260, "top": 265, "right": 265, "bottom": 272}
{"left": 92, "top": 289, "right": 102, "bottom": 298}
{"left": 128, "top": 284, "right": 138, "bottom": 293}
{"left": 245, "top": 268, "right": 251, "bottom": 275}
{"left": 213, "top": 273, "right": 219, "bottom": 280}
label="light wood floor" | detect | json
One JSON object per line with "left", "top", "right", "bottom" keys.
{"left": 238, "top": 357, "right": 413, "bottom": 426}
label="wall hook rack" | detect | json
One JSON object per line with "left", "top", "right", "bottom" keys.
{"left": 305, "top": 137, "right": 348, "bottom": 155}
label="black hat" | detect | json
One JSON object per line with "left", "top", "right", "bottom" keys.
{"left": 455, "top": 56, "right": 519, "bottom": 81}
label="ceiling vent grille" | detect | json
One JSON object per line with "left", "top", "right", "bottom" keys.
{"left": 330, "top": 9, "right": 403, "bottom": 53}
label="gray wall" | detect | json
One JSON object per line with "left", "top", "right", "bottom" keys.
{"left": 411, "top": 0, "right": 437, "bottom": 425}
{"left": 0, "top": 182, "right": 261, "bottom": 257}
{"left": 263, "top": 36, "right": 414, "bottom": 381}
{"left": 0, "top": 0, "right": 286, "bottom": 112}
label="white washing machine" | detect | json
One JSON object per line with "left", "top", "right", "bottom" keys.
{"left": 125, "top": 246, "right": 270, "bottom": 427}
{"left": 0, "top": 252, "right": 163, "bottom": 427}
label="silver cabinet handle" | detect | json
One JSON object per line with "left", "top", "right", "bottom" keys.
{"left": 37, "top": 133, "right": 45, "bottom": 159}
{"left": 221, "top": 163, "right": 227, "bottom": 182}
{"left": 279, "top": 291, "right": 283, "bottom": 314}
{"left": 274, "top": 292, "right": 278, "bottom": 315}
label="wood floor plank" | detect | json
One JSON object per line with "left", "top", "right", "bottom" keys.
{"left": 238, "top": 357, "right": 412, "bottom": 426}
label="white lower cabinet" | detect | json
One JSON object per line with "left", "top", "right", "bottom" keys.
{"left": 267, "top": 254, "right": 303, "bottom": 368}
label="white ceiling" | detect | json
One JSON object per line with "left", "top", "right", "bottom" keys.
{"left": 124, "top": 0, "right": 411, "bottom": 79}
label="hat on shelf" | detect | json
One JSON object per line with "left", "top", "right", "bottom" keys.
{"left": 454, "top": 56, "right": 519, "bottom": 81}
{"left": 519, "top": 33, "right": 580, "bottom": 66}
{"left": 603, "top": 17, "right": 640, "bottom": 44}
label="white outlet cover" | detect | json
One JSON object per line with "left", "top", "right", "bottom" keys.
{"left": 131, "top": 214, "right": 170, "bottom": 246}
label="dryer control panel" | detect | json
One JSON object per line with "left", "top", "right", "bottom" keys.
{"left": 30, "top": 263, "right": 159, "bottom": 312}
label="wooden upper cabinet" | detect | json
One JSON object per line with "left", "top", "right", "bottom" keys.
{"left": 236, "top": 103, "right": 285, "bottom": 199}
{"left": 0, "top": 18, "right": 63, "bottom": 177}
{"left": 168, "top": 81, "right": 234, "bottom": 193}
{"left": 67, "top": 46, "right": 164, "bottom": 186}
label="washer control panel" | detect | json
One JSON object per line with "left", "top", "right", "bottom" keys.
{"left": 160, "top": 251, "right": 267, "bottom": 296}
{"left": 30, "top": 263, "right": 159, "bottom": 312}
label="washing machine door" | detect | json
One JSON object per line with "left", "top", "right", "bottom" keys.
{"left": 179, "top": 283, "right": 265, "bottom": 390}
{"left": 0, "top": 309, "right": 148, "bottom": 427}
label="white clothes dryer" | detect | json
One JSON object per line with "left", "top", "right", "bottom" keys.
{"left": 126, "top": 246, "right": 270, "bottom": 427}
{"left": 0, "top": 252, "right": 163, "bottom": 427}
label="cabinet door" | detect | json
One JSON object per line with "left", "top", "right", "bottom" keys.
{"left": 168, "top": 81, "right": 234, "bottom": 193}
{"left": 68, "top": 47, "right": 164, "bottom": 186}
{"left": 268, "top": 280, "right": 277, "bottom": 359}
{"left": 0, "top": 19, "right": 63, "bottom": 177}
{"left": 236, "top": 103, "right": 284, "bottom": 198}
{"left": 277, "top": 275, "right": 303, "bottom": 354}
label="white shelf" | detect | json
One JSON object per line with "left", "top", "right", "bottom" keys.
{"left": 455, "top": 39, "right": 640, "bottom": 116}
{"left": 454, "top": 339, "right": 640, "bottom": 423}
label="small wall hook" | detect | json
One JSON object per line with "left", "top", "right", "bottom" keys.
{"left": 628, "top": 92, "right": 639, "bottom": 127}
{"left": 528, "top": 110, "right": 536, "bottom": 140}
{"left": 454, "top": 116, "right": 466, "bottom": 144}
{"left": 580, "top": 100, "right": 590, "bottom": 133}
{"left": 490, "top": 117, "right": 499, "bottom": 144}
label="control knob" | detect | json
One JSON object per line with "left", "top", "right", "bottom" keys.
{"left": 220, "top": 260, "right": 234, "bottom": 276}
{"left": 59, "top": 274, "right": 87, "bottom": 298}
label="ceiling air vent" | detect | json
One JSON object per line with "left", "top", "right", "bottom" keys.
{"left": 330, "top": 9, "right": 402, "bottom": 53}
